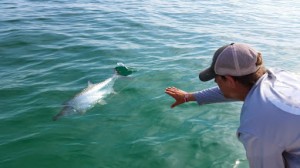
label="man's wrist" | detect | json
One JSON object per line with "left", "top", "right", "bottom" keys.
{"left": 184, "top": 93, "right": 196, "bottom": 102}
{"left": 184, "top": 94, "right": 189, "bottom": 102}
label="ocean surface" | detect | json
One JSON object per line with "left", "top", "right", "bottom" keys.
{"left": 1, "top": 0, "right": 300, "bottom": 167}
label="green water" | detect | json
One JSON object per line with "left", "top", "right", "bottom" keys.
{"left": 1, "top": 0, "right": 300, "bottom": 167}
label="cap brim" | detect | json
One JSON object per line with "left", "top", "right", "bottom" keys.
{"left": 199, "top": 67, "right": 215, "bottom": 82}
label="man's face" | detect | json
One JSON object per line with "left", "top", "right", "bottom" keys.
{"left": 214, "top": 75, "right": 235, "bottom": 99}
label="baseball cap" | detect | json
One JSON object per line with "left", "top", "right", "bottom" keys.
{"left": 199, "top": 43, "right": 260, "bottom": 81}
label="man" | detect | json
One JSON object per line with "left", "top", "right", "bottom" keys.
{"left": 165, "top": 43, "right": 300, "bottom": 168}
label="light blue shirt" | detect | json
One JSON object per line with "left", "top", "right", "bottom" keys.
{"left": 193, "top": 69, "right": 300, "bottom": 168}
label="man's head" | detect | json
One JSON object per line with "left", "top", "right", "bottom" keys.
{"left": 199, "top": 43, "right": 262, "bottom": 82}
{"left": 199, "top": 43, "right": 266, "bottom": 100}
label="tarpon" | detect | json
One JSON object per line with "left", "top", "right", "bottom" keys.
{"left": 53, "top": 74, "right": 118, "bottom": 121}
{"left": 53, "top": 63, "right": 135, "bottom": 121}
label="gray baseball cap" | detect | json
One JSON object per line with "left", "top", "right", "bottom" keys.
{"left": 199, "top": 43, "right": 260, "bottom": 81}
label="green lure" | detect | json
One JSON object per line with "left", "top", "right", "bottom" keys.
{"left": 114, "top": 63, "right": 135, "bottom": 76}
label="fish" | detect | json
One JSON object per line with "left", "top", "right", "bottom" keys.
{"left": 53, "top": 63, "right": 135, "bottom": 121}
{"left": 53, "top": 74, "right": 119, "bottom": 121}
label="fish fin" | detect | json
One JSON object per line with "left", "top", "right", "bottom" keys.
{"left": 88, "top": 81, "right": 94, "bottom": 87}
{"left": 98, "top": 100, "right": 107, "bottom": 105}
{"left": 79, "top": 110, "right": 87, "bottom": 115}
{"left": 112, "top": 90, "right": 117, "bottom": 94}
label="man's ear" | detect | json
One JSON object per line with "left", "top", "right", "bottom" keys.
{"left": 224, "top": 76, "right": 237, "bottom": 88}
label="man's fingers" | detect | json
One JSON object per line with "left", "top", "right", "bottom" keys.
{"left": 165, "top": 87, "right": 186, "bottom": 108}
{"left": 165, "top": 88, "right": 178, "bottom": 97}
{"left": 165, "top": 87, "right": 178, "bottom": 92}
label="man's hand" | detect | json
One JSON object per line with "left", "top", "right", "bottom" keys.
{"left": 165, "top": 87, "right": 188, "bottom": 108}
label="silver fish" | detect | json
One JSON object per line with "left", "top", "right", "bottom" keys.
{"left": 53, "top": 74, "right": 119, "bottom": 121}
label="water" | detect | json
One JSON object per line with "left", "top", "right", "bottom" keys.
{"left": 1, "top": 0, "right": 300, "bottom": 167}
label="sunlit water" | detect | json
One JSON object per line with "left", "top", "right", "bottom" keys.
{"left": 1, "top": 0, "right": 299, "bottom": 167}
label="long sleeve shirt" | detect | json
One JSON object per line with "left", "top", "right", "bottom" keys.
{"left": 192, "top": 69, "right": 300, "bottom": 168}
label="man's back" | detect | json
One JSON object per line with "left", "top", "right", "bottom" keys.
{"left": 238, "top": 69, "right": 300, "bottom": 168}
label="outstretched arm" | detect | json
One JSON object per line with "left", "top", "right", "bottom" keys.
{"left": 165, "top": 86, "right": 237, "bottom": 108}
{"left": 192, "top": 86, "right": 236, "bottom": 105}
